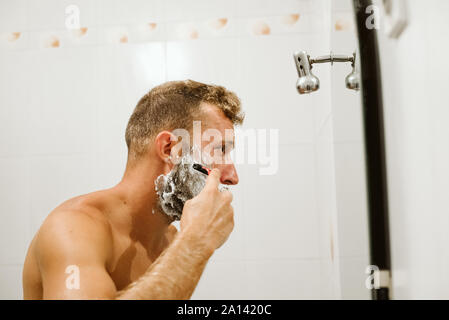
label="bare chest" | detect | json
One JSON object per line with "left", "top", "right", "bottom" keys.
{"left": 108, "top": 236, "right": 163, "bottom": 291}
{"left": 107, "top": 224, "right": 177, "bottom": 291}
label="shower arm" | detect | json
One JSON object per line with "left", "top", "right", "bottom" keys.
{"left": 310, "top": 52, "right": 355, "bottom": 67}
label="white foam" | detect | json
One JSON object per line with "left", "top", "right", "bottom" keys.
{"left": 155, "top": 153, "right": 207, "bottom": 220}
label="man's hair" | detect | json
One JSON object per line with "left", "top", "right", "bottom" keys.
{"left": 125, "top": 80, "right": 244, "bottom": 158}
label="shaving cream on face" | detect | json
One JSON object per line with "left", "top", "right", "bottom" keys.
{"left": 155, "top": 153, "right": 207, "bottom": 221}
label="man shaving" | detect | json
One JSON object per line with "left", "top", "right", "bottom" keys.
{"left": 23, "top": 80, "right": 244, "bottom": 300}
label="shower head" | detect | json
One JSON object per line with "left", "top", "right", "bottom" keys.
{"left": 345, "top": 69, "right": 360, "bottom": 91}
{"left": 293, "top": 51, "right": 320, "bottom": 94}
{"left": 345, "top": 53, "right": 360, "bottom": 91}
{"left": 293, "top": 50, "right": 360, "bottom": 94}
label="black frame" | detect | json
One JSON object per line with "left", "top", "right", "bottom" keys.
{"left": 353, "top": 0, "right": 392, "bottom": 300}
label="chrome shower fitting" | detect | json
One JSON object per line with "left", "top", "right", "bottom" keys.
{"left": 293, "top": 51, "right": 320, "bottom": 94}
{"left": 345, "top": 53, "right": 360, "bottom": 91}
{"left": 293, "top": 51, "right": 360, "bottom": 94}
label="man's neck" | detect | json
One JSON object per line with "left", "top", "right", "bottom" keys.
{"left": 112, "top": 158, "right": 172, "bottom": 249}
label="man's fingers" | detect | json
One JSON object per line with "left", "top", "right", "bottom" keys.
{"left": 204, "top": 168, "right": 221, "bottom": 192}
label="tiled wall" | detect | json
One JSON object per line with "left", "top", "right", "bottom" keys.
{"left": 0, "top": 0, "right": 368, "bottom": 299}
{"left": 311, "top": 0, "right": 370, "bottom": 300}
{"left": 330, "top": 1, "right": 370, "bottom": 299}
{"left": 378, "top": 0, "right": 449, "bottom": 299}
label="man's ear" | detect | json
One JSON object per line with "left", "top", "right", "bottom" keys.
{"left": 154, "top": 131, "right": 177, "bottom": 165}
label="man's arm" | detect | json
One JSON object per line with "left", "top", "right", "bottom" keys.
{"left": 37, "top": 169, "right": 234, "bottom": 300}
{"left": 119, "top": 168, "right": 234, "bottom": 299}
{"left": 116, "top": 232, "right": 213, "bottom": 299}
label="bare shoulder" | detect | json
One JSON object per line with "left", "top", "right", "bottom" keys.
{"left": 35, "top": 195, "right": 114, "bottom": 265}
{"left": 39, "top": 207, "right": 112, "bottom": 241}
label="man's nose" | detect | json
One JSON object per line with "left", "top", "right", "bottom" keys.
{"left": 219, "top": 164, "right": 239, "bottom": 185}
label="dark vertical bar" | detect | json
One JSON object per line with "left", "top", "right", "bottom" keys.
{"left": 352, "top": 0, "right": 392, "bottom": 300}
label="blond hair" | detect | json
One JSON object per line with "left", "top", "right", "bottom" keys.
{"left": 125, "top": 80, "right": 244, "bottom": 158}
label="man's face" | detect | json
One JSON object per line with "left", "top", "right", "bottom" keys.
{"left": 155, "top": 103, "right": 239, "bottom": 220}
{"left": 196, "top": 103, "right": 239, "bottom": 186}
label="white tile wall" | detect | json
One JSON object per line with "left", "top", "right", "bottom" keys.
{"left": 0, "top": 51, "right": 40, "bottom": 157}
{"left": 0, "top": 0, "right": 370, "bottom": 300}
{"left": 29, "top": 154, "right": 97, "bottom": 233}
{"left": 244, "top": 259, "right": 322, "bottom": 299}
{"left": 95, "top": 43, "right": 166, "bottom": 154}
{"left": 192, "top": 260, "right": 249, "bottom": 299}
{"left": 0, "top": 265, "right": 23, "bottom": 299}
{"left": 333, "top": 143, "right": 369, "bottom": 258}
{"left": 242, "top": 145, "right": 319, "bottom": 261}
{"left": 328, "top": 0, "right": 370, "bottom": 300}
{"left": 314, "top": 120, "right": 338, "bottom": 262}
{"left": 238, "top": 35, "right": 322, "bottom": 145}
{"left": 337, "top": 256, "right": 371, "bottom": 299}
{"left": 0, "top": 0, "right": 29, "bottom": 31}
{"left": 0, "top": 157, "right": 32, "bottom": 265}
{"left": 166, "top": 38, "right": 243, "bottom": 91}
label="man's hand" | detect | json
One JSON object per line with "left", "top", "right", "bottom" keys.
{"left": 180, "top": 168, "right": 235, "bottom": 252}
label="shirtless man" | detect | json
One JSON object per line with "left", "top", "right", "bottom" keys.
{"left": 22, "top": 80, "right": 244, "bottom": 299}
